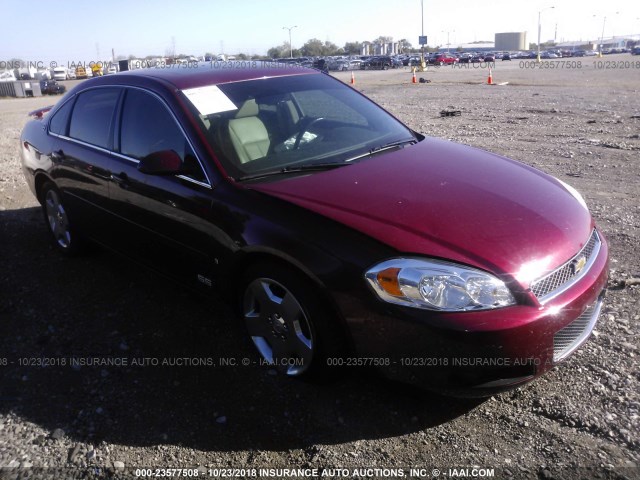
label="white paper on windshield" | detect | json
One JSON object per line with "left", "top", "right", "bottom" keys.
{"left": 182, "top": 85, "right": 237, "bottom": 115}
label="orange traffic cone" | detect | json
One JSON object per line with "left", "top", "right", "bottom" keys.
{"left": 350, "top": 71, "right": 355, "bottom": 85}
{"left": 412, "top": 68, "right": 417, "bottom": 84}
{"left": 487, "top": 66, "right": 493, "bottom": 85}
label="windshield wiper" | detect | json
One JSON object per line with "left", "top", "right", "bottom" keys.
{"left": 344, "top": 138, "right": 417, "bottom": 163}
{"left": 236, "top": 162, "right": 351, "bottom": 182}
{"left": 235, "top": 139, "right": 416, "bottom": 182}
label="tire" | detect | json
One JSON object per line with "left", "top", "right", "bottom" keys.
{"left": 240, "top": 262, "right": 347, "bottom": 379}
{"left": 41, "top": 181, "right": 84, "bottom": 256}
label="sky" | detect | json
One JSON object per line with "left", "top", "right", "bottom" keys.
{"left": 1, "top": 0, "right": 638, "bottom": 62}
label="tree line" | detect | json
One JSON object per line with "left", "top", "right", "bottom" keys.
{"left": 267, "top": 37, "right": 416, "bottom": 58}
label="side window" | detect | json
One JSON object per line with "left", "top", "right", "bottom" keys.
{"left": 120, "top": 89, "right": 206, "bottom": 183}
{"left": 49, "top": 98, "right": 75, "bottom": 136}
{"left": 68, "top": 88, "right": 120, "bottom": 148}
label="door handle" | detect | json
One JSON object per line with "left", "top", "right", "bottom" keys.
{"left": 110, "top": 172, "right": 129, "bottom": 186}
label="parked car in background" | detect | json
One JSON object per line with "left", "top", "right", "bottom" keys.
{"left": 105, "top": 65, "right": 118, "bottom": 75}
{"left": 632, "top": 46, "right": 640, "bottom": 55}
{"left": 39, "top": 79, "right": 66, "bottom": 95}
{"left": 333, "top": 59, "right": 361, "bottom": 71}
{"left": 16, "top": 67, "right": 37, "bottom": 80}
{"left": 483, "top": 53, "right": 496, "bottom": 62}
{"left": 91, "top": 64, "right": 103, "bottom": 77}
{"left": 403, "top": 55, "right": 422, "bottom": 66}
{"left": 52, "top": 67, "right": 68, "bottom": 81}
{"left": 312, "top": 58, "right": 329, "bottom": 72}
{"left": 430, "top": 53, "right": 459, "bottom": 65}
{"left": 75, "top": 66, "right": 87, "bottom": 79}
{"left": 501, "top": 52, "right": 511, "bottom": 61}
{"left": 349, "top": 59, "right": 363, "bottom": 69}
{"left": 20, "top": 64, "right": 609, "bottom": 396}
{"left": 331, "top": 60, "right": 346, "bottom": 71}
{"left": 361, "top": 55, "right": 396, "bottom": 70}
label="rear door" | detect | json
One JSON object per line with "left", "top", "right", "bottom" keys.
{"left": 48, "top": 87, "right": 121, "bottom": 241}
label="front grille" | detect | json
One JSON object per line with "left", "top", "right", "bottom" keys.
{"left": 553, "top": 297, "right": 603, "bottom": 362}
{"left": 531, "top": 230, "right": 600, "bottom": 303}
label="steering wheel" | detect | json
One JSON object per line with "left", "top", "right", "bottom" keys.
{"left": 293, "top": 117, "right": 324, "bottom": 150}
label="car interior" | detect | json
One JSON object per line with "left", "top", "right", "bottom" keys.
{"left": 186, "top": 75, "right": 414, "bottom": 180}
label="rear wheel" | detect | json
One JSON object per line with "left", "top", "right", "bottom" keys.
{"left": 241, "top": 263, "right": 346, "bottom": 378}
{"left": 41, "top": 182, "right": 83, "bottom": 255}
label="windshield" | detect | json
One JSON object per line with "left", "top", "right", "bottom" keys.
{"left": 185, "top": 73, "right": 417, "bottom": 181}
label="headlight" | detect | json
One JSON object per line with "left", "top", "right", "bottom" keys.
{"left": 365, "top": 258, "right": 515, "bottom": 312}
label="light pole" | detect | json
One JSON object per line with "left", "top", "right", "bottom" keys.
{"left": 441, "top": 30, "right": 455, "bottom": 53}
{"left": 606, "top": 12, "right": 620, "bottom": 54}
{"left": 282, "top": 25, "right": 297, "bottom": 58}
{"left": 420, "top": 0, "right": 426, "bottom": 70}
{"left": 599, "top": 16, "right": 607, "bottom": 57}
{"left": 592, "top": 14, "right": 617, "bottom": 58}
{"left": 537, "top": 6, "right": 555, "bottom": 62}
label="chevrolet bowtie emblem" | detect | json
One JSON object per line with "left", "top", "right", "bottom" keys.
{"left": 572, "top": 256, "right": 587, "bottom": 275}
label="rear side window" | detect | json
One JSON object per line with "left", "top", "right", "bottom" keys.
{"left": 68, "top": 88, "right": 120, "bottom": 149}
{"left": 49, "top": 98, "right": 74, "bottom": 136}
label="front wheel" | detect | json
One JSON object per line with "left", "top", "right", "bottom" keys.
{"left": 241, "top": 263, "right": 347, "bottom": 378}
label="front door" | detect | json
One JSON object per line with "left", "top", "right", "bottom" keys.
{"left": 107, "top": 87, "right": 221, "bottom": 289}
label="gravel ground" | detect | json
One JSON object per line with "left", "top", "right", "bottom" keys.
{"left": 0, "top": 57, "right": 639, "bottom": 479}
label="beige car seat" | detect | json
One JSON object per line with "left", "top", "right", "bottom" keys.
{"left": 228, "top": 99, "right": 270, "bottom": 163}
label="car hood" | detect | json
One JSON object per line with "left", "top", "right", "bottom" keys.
{"left": 248, "top": 138, "right": 593, "bottom": 286}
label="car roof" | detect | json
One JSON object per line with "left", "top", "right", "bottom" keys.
{"left": 105, "top": 61, "right": 318, "bottom": 90}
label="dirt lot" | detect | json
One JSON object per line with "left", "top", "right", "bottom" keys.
{"left": 0, "top": 57, "right": 639, "bottom": 479}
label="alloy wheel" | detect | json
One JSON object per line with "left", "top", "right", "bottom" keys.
{"left": 44, "top": 189, "right": 71, "bottom": 249}
{"left": 243, "top": 277, "right": 314, "bottom": 375}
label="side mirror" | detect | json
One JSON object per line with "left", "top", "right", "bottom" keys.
{"left": 138, "top": 150, "right": 183, "bottom": 175}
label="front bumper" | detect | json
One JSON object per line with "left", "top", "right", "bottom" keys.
{"left": 337, "top": 231, "right": 609, "bottom": 396}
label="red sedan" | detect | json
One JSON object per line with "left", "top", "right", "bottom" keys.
{"left": 20, "top": 62, "right": 608, "bottom": 395}
{"left": 431, "top": 53, "right": 460, "bottom": 65}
